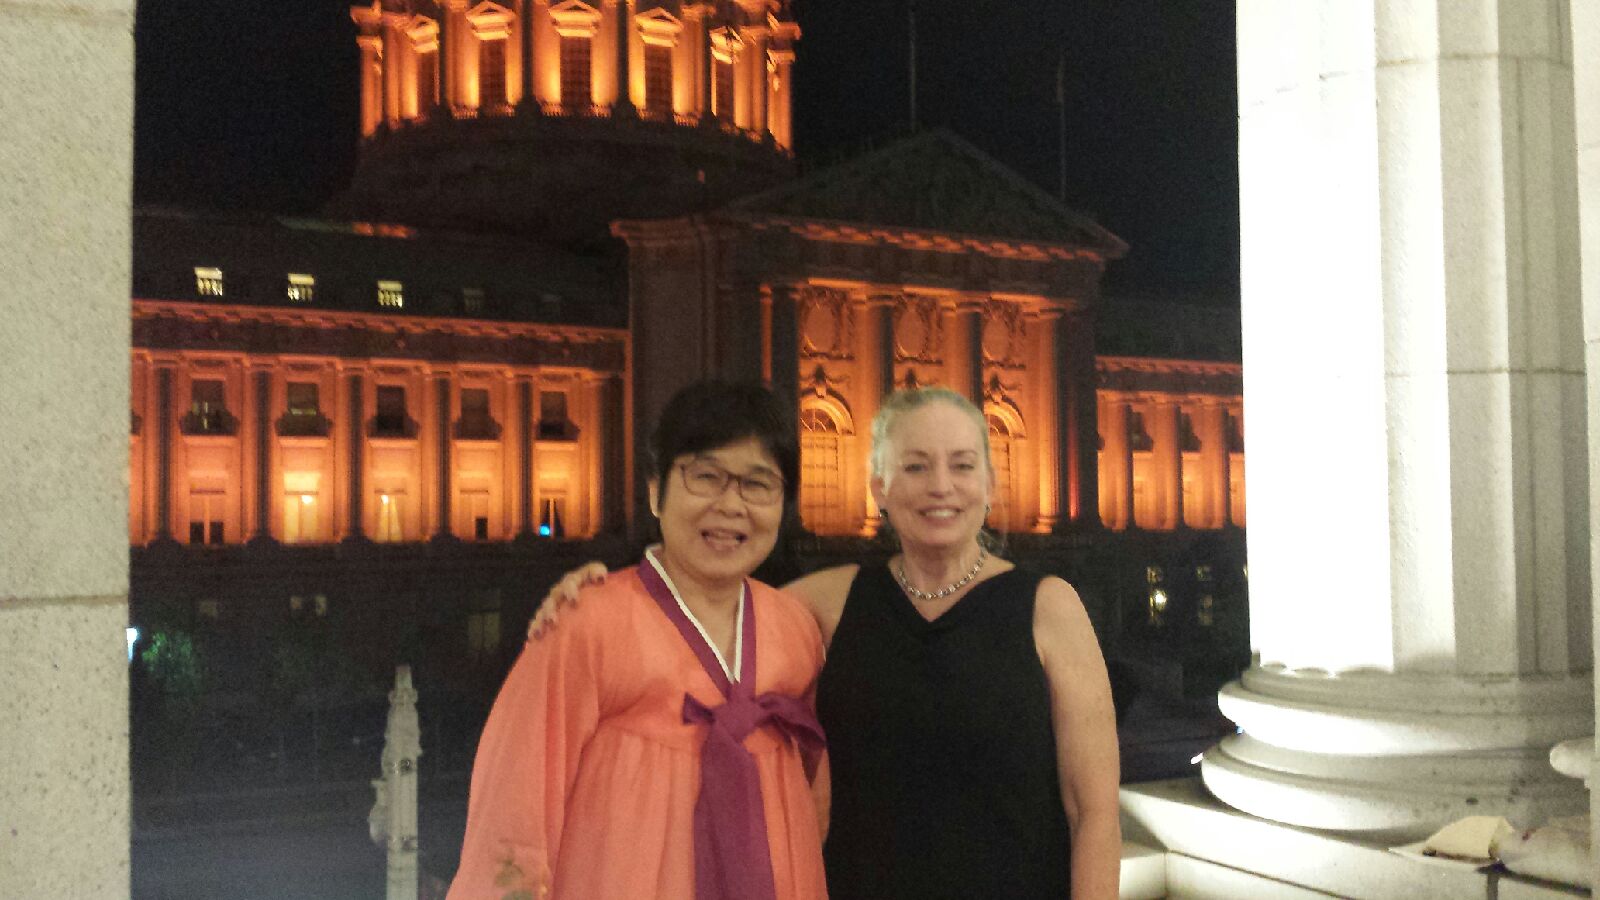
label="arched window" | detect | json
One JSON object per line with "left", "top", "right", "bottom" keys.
{"left": 984, "top": 401, "right": 1024, "bottom": 532}
{"left": 800, "top": 402, "right": 849, "bottom": 535}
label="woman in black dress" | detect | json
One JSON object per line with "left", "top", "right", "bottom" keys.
{"left": 535, "top": 386, "right": 1121, "bottom": 898}
{"left": 788, "top": 387, "right": 1119, "bottom": 899}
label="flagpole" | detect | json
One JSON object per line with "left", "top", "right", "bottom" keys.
{"left": 1057, "top": 47, "right": 1067, "bottom": 201}
{"left": 908, "top": 0, "right": 918, "bottom": 130}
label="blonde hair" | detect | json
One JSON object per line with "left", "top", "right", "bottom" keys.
{"left": 868, "top": 387, "right": 992, "bottom": 489}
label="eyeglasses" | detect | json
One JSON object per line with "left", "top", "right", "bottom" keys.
{"left": 677, "top": 459, "right": 784, "bottom": 506}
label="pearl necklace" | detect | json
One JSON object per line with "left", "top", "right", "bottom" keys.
{"left": 894, "top": 547, "right": 988, "bottom": 602}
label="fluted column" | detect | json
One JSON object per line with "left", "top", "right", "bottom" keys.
{"left": 1121, "top": 403, "right": 1137, "bottom": 531}
{"left": 764, "top": 283, "right": 801, "bottom": 427}
{"left": 941, "top": 299, "right": 983, "bottom": 405}
{"left": 1030, "top": 310, "right": 1062, "bottom": 532}
{"left": 1157, "top": 401, "right": 1182, "bottom": 530}
{"left": 155, "top": 365, "right": 175, "bottom": 539}
{"left": 613, "top": 0, "right": 633, "bottom": 115}
{"left": 381, "top": 15, "right": 403, "bottom": 126}
{"left": 770, "top": 47, "right": 794, "bottom": 147}
{"left": 1573, "top": 0, "right": 1600, "bottom": 866}
{"left": 250, "top": 368, "right": 272, "bottom": 542}
{"left": 856, "top": 295, "right": 894, "bottom": 533}
{"left": 434, "top": 373, "right": 452, "bottom": 539}
{"left": 345, "top": 373, "right": 366, "bottom": 540}
{"left": 1206, "top": 0, "right": 1592, "bottom": 839}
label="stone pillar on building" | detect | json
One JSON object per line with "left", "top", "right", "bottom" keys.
{"left": 749, "top": 27, "right": 769, "bottom": 135}
{"left": 516, "top": 377, "right": 535, "bottom": 536}
{"left": 1122, "top": 403, "right": 1137, "bottom": 531}
{"left": 1030, "top": 309, "right": 1063, "bottom": 532}
{"left": 1099, "top": 398, "right": 1128, "bottom": 531}
{"left": 764, "top": 284, "right": 801, "bottom": 426}
{"left": 433, "top": 373, "right": 453, "bottom": 539}
{"left": 358, "top": 34, "right": 383, "bottom": 134}
{"left": 770, "top": 46, "right": 794, "bottom": 147}
{"left": 250, "top": 368, "right": 273, "bottom": 542}
{"left": 155, "top": 365, "right": 175, "bottom": 540}
{"left": 600, "top": 374, "right": 627, "bottom": 536}
{"left": 1164, "top": 397, "right": 1190, "bottom": 525}
{"left": 1570, "top": 0, "right": 1600, "bottom": 872}
{"left": 1219, "top": 408, "right": 1235, "bottom": 528}
{"left": 698, "top": 14, "right": 713, "bottom": 118}
{"left": 0, "top": 0, "right": 134, "bottom": 888}
{"left": 1060, "top": 309, "right": 1097, "bottom": 528}
{"left": 942, "top": 299, "right": 983, "bottom": 406}
{"left": 856, "top": 295, "right": 895, "bottom": 533}
{"left": 346, "top": 373, "right": 367, "bottom": 540}
{"left": 1203, "top": 0, "right": 1593, "bottom": 839}
{"left": 381, "top": 14, "right": 403, "bottom": 127}
{"left": 613, "top": 0, "right": 633, "bottom": 115}
{"left": 518, "top": 0, "right": 537, "bottom": 111}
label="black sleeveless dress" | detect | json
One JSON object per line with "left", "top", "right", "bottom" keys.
{"left": 816, "top": 564, "right": 1072, "bottom": 899}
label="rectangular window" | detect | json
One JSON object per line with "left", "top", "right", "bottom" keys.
{"left": 537, "top": 390, "right": 575, "bottom": 440}
{"left": 713, "top": 60, "right": 735, "bottom": 119}
{"left": 188, "top": 491, "right": 224, "bottom": 546}
{"left": 479, "top": 38, "right": 506, "bottom": 108}
{"left": 376, "top": 491, "right": 404, "bottom": 542}
{"left": 188, "top": 379, "right": 228, "bottom": 434}
{"left": 559, "top": 36, "right": 592, "bottom": 110}
{"left": 284, "top": 492, "right": 319, "bottom": 543}
{"left": 458, "top": 387, "right": 496, "bottom": 439}
{"left": 462, "top": 287, "right": 486, "bottom": 313}
{"left": 287, "top": 273, "right": 315, "bottom": 303}
{"left": 377, "top": 280, "right": 404, "bottom": 308}
{"left": 374, "top": 385, "right": 408, "bottom": 437}
{"left": 644, "top": 44, "right": 673, "bottom": 116}
{"left": 281, "top": 382, "right": 323, "bottom": 436}
{"left": 539, "top": 496, "right": 566, "bottom": 538}
{"left": 195, "top": 267, "right": 224, "bottom": 297}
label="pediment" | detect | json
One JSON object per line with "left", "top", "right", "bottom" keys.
{"left": 723, "top": 129, "right": 1126, "bottom": 254}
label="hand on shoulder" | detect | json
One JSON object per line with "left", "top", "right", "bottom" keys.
{"left": 529, "top": 561, "right": 612, "bottom": 641}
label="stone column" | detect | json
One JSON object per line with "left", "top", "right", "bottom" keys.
{"left": 1121, "top": 403, "right": 1137, "bottom": 531}
{"left": 1219, "top": 408, "right": 1235, "bottom": 528}
{"left": 155, "top": 365, "right": 175, "bottom": 539}
{"left": 1030, "top": 310, "right": 1062, "bottom": 532}
{"left": 613, "top": 0, "right": 633, "bottom": 115}
{"left": 1100, "top": 399, "right": 1129, "bottom": 531}
{"left": 1062, "top": 309, "right": 1099, "bottom": 528}
{"left": 434, "top": 373, "right": 452, "bottom": 539}
{"left": 750, "top": 28, "right": 769, "bottom": 135}
{"left": 251, "top": 368, "right": 273, "bottom": 541}
{"left": 1155, "top": 400, "right": 1181, "bottom": 530}
{"left": 0, "top": 0, "right": 134, "bottom": 890}
{"left": 516, "top": 377, "right": 535, "bottom": 536}
{"left": 381, "top": 15, "right": 403, "bottom": 126}
{"left": 698, "top": 15, "right": 713, "bottom": 118}
{"left": 600, "top": 374, "right": 626, "bottom": 536}
{"left": 1205, "top": 0, "right": 1592, "bottom": 839}
{"left": 518, "top": 0, "right": 536, "bottom": 110}
{"left": 346, "top": 374, "right": 366, "bottom": 540}
{"left": 856, "top": 295, "right": 894, "bottom": 533}
{"left": 1571, "top": 0, "right": 1600, "bottom": 873}
{"left": 764, "top": 284, "right": 801, "bottom": 427}
{"left": 770, "top": 47, "right": 794, "bottom": 147}
{"left": 358, "top": 35, "right": 383, "bottom": 134}
{"left": 941, "top": 299, "right": 983, "bottom": 405}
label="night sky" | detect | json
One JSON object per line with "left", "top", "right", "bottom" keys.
{"left": 134, "top": 0, "right": 1238, "bottom": 298}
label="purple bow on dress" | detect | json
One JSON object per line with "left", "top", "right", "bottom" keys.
{"left": 638, "top": 557, "right": 826, "bottom": 900}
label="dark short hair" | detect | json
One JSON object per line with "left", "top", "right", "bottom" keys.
{"left": 651, "top": 380, "right": 800, "bottom": 507}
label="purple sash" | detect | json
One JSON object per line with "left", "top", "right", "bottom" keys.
{"left": 638, "top": 558, "right": 825, "bottom": 900}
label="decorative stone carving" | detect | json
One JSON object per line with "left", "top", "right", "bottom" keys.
{"left": 981, "top": 299, "right": 1024, "bottom": 367}
{"left": 892, "top": 295, "right": 942, "bottom": 363}
{"left": 799, "top": 288, "right": 852, "bottom": 359}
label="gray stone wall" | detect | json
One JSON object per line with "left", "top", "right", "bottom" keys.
{"left": 0, "top": 0, "right": 135, "bottom": 895}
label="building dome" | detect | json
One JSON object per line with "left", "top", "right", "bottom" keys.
{"left": 335, "top": 0, "right": 799, "bottom": 243}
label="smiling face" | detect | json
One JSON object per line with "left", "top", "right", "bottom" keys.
{"left": 649, "top": 436, "right": 785, "bottom": 596}
{"left": 871, "top": 399, "right": 994, "bottom": 554}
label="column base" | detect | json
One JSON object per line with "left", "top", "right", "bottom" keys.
{"left": 1202, "top": 665, "right": 1593, "bottom": 840}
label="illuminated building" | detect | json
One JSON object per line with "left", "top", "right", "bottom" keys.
{"left": 123, "top": 0, "right": 1250, "bottom": 776}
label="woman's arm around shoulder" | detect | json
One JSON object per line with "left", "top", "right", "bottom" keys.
{"left": 1033, "top": 576, "right": 1121, "bottom": 900}
{"left": 783, "top": 564, "right": 859, "bottom": 648}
